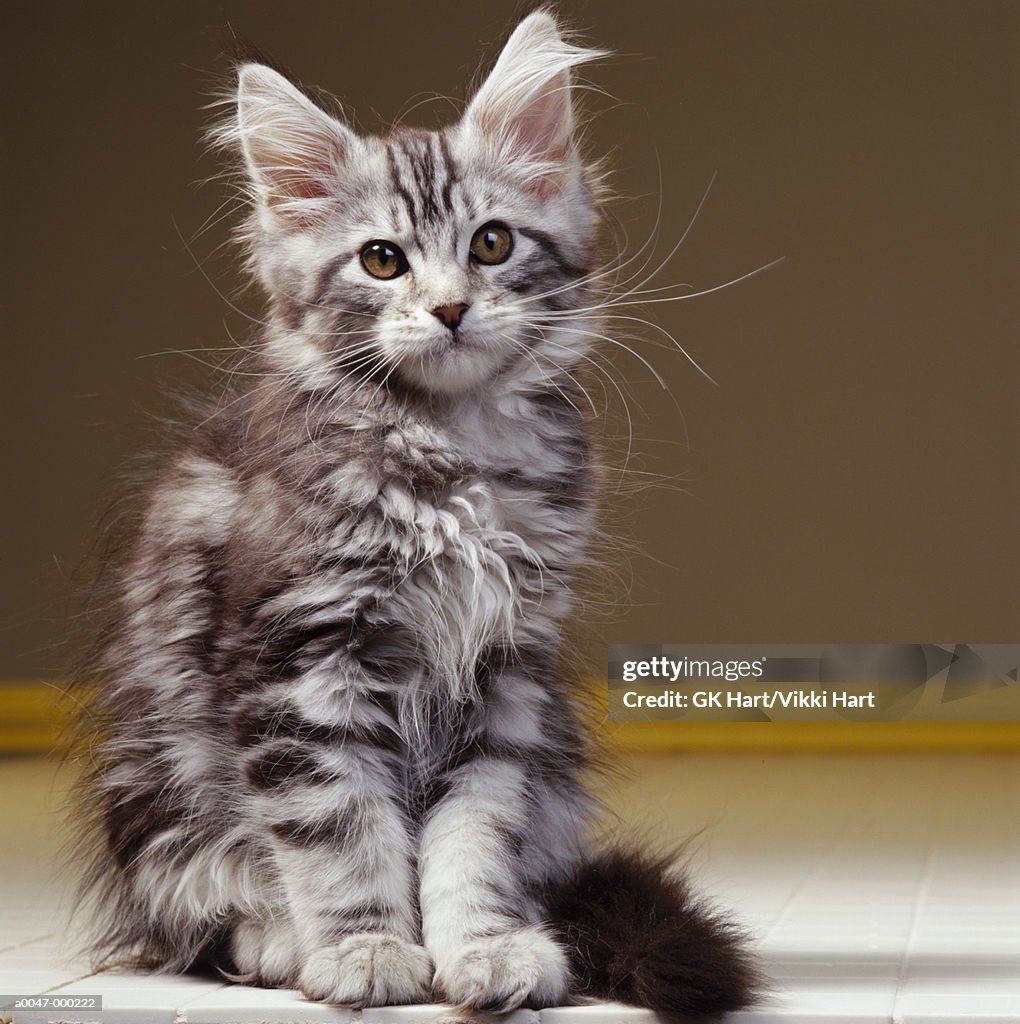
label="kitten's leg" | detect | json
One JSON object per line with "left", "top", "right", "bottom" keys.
{"left": 229, "top": 915, "right": 300, "bottom": 985}
{"left": 235, "top": 681, "right": 431, "bottom": 1006}
{"left": 83, "top": 458, "right": 252, "bottom": 971}
{"left": 420, "top": 654, "right": 592, "bottom": 1011}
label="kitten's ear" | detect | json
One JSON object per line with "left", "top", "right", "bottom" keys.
{"left": 235, "top": 64, "right": 356, "bottom": 221}
{"left": 464, "top": 11, "right": 604, "bottom": 190}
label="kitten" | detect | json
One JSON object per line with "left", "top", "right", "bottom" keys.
{"left": 72, "top": 10, "right": 758, "bottom": 1019}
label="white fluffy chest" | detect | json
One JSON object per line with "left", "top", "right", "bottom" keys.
{"left": 377, "top": 472, "right": 575, "bottom": 684}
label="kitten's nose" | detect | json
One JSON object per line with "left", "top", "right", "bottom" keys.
{"left": 431, "top": 303, "right": 470, "bottom": 331}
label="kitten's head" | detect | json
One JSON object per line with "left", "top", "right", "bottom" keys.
{"left": 227, "top": 11, "right": 605, "bottom": 398}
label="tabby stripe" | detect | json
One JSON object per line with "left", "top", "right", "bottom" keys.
{"left": 518, "top": 226, "right": 586, "bottom": 278}
{"left": 105, "top": 787, "right": 183, "bottom": 869}
{"left": 385, "top": 143, "right": 419, "bottom": 230}
{"left": 312, "top": 551, "right": 386, "bottom": 574}
{"left": 234, "top": 707, "right": 402, "bottom": 754}
{"left": 269, "top": 804, "right": 366, "bottom": 847}
{"left": 473, "top": 642, "right": 548, "bottom": 692}
{"left": 238, "top": 577, "right": 296, "bottom": 626}
{"left": 440, "top": 736, "right": 581, "bottom": 789}
{"left": 193, "top": 546, "right": 227, "bottom": 676}
{"left": 253, "top": 615, "right": 363, "bottom": 675}
{"left": 492, "top": 467, "right": 586, "bottom": 508}
{"left": 316, "top": 900, "right": 398, "bottom": 931}
{"left": 311, "top": 253, "right": 349, "bottom": 307}
{"left": 244, "top": 741, "right": 336, "bottom": 791}
{"left": 365, "top": 687, "right": 401, "bottom": 720}
{"left": 474, "top": 873, "right": 529, "bottom": 916}
{"left": 401, "top": 136, "right": 440, "bottom": 226}
{"left": 437, "top": 133, "right": 457, "bottom": 213}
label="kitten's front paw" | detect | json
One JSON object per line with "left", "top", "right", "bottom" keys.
{"left": 299, "top": 933, "right": 432, "bottom": 1007}
{"left": 435, "top": 925, "right": 570, "bottom": 1011}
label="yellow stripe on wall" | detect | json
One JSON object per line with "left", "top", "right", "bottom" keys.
{"left": 3, "top": 681, "right": 1019, "bottom": 754}
{"left": 0, "top": 682, "right": 70, "bottom": 753}
{"left": 603, "top": 720, "right": 1020, "bottom": 752}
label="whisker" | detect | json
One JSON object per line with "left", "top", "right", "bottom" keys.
{"left": 600, "top": 257, "right": 786, "bottom": 312}
{"left": 536, "top": 319, "right": 672, "bottom": 390}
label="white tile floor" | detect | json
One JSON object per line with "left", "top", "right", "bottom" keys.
{"left": 1, "top": 752, "right": 1017, "bottom": 1023}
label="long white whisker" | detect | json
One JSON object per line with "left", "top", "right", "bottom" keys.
{"left": 535, "top": 320, "right": 672, "bottom": 390}
{"left": 602, "top": 257, "right": 786, "bottom": 310}
{"left": 522, "top": 329, "right": 643, "bottom": 471}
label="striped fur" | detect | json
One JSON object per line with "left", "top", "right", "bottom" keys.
{"left": 71, "top": 11, "right": 757, "bottom": 1019}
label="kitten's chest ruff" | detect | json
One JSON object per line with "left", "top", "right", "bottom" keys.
{"left": 374, "top": 410, "right": 589, "bottom": 571}
{"left": 319, "top": 408, "right": 591, "bottom": 682}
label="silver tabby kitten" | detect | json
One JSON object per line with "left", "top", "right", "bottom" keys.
{"left": 74, "top": 11, "right": 757, "bottom": 1019}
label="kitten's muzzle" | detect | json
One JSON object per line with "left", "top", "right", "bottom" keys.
{"left": 431, "top": 303, "right": 470, "bottom": 331}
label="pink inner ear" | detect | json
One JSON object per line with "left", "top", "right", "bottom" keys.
{"left": 502, "top": 76, "right": 572, "bottom": 198}
{"left": 237, "top": 65, "right": 353, "bottom": 215}
{"left": 289, "top": 177, "right": 332, "bottom": 201}
{"left": 242, "top": 124, "right": 341, "bottom": 206}
{"left": 260, "top": 162, "right": 335, "bottom": 204}
{"left": 511, "top": 78, "right": 571, "bottom": 159}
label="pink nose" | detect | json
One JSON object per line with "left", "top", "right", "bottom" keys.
{"left": 431, "top": 303, "right": 470, "bottom": 330}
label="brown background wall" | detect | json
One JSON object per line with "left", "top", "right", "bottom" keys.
{"left": 3, "top": 0, "right": 1017, "bottom": 679}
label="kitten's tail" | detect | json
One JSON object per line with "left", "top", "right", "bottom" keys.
{"left": 544, "top": 845, "right": 761, "bottom": 1021}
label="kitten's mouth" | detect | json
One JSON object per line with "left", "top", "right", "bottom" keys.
{"left": 396, "top": 329, "right": 499, "bottom": 394}
{"left": 430, "top": 329, "right": 475, "bottom": 355}
{"left": 446, "top": 334, "right": 472, "bottom": 354}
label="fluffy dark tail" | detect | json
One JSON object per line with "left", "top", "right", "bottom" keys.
{"left": 544, "top": 846, "right": 761, "bottom": 1021}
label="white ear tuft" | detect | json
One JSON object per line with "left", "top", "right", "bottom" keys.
{"left": 235, "top": 64, "right": 357, "bottom": 218}
{"left": 465, "top": 11, "right": 605, "bottom": 167}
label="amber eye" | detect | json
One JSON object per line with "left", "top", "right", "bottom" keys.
{"left": 360, "top": 240, "right": 409, "bottom": 280}
{"left": 470, "top": 223, "right": 513, "bottom": 266}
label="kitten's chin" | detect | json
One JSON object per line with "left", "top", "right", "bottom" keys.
{"left": 395, "top": 341, "right": 503, "bottom": 395}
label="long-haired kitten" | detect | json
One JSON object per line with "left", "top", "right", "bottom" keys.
{"left": 71, "top": 10, "right": 758, "bottom": 1019}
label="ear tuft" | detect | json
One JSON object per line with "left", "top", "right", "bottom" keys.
{"left": 465, "top": 10, "right": 606, "bottom": 173}
{"left": 233, "top": 64, "right": 357, "bottom": 220}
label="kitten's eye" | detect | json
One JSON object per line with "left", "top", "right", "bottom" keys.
{"left": 360, "top": 240, "right": 409, "bottom": 280}
{"left": 470, "top": 223, "right": 513, "bottom": 266}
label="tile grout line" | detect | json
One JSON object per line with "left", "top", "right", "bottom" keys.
{"left": 889, "top": 779, "right": 942, "bottom": 1024}
{"left": 163, "top": 978, "right": 231, "bottom": 1024}
{"left": 758, "top": 828, "right": 850, "bottom": 948}
{"left": 0, "top": 933, "right": 55, "bottom": 956}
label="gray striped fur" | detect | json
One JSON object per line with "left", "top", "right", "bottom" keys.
{"left": 74, "top": 10, "right": 609, "bottom": 1011}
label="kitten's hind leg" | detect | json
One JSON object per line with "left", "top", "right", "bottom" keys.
{"left": 229, "top": 916, "right": 300, "bottom": 985}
